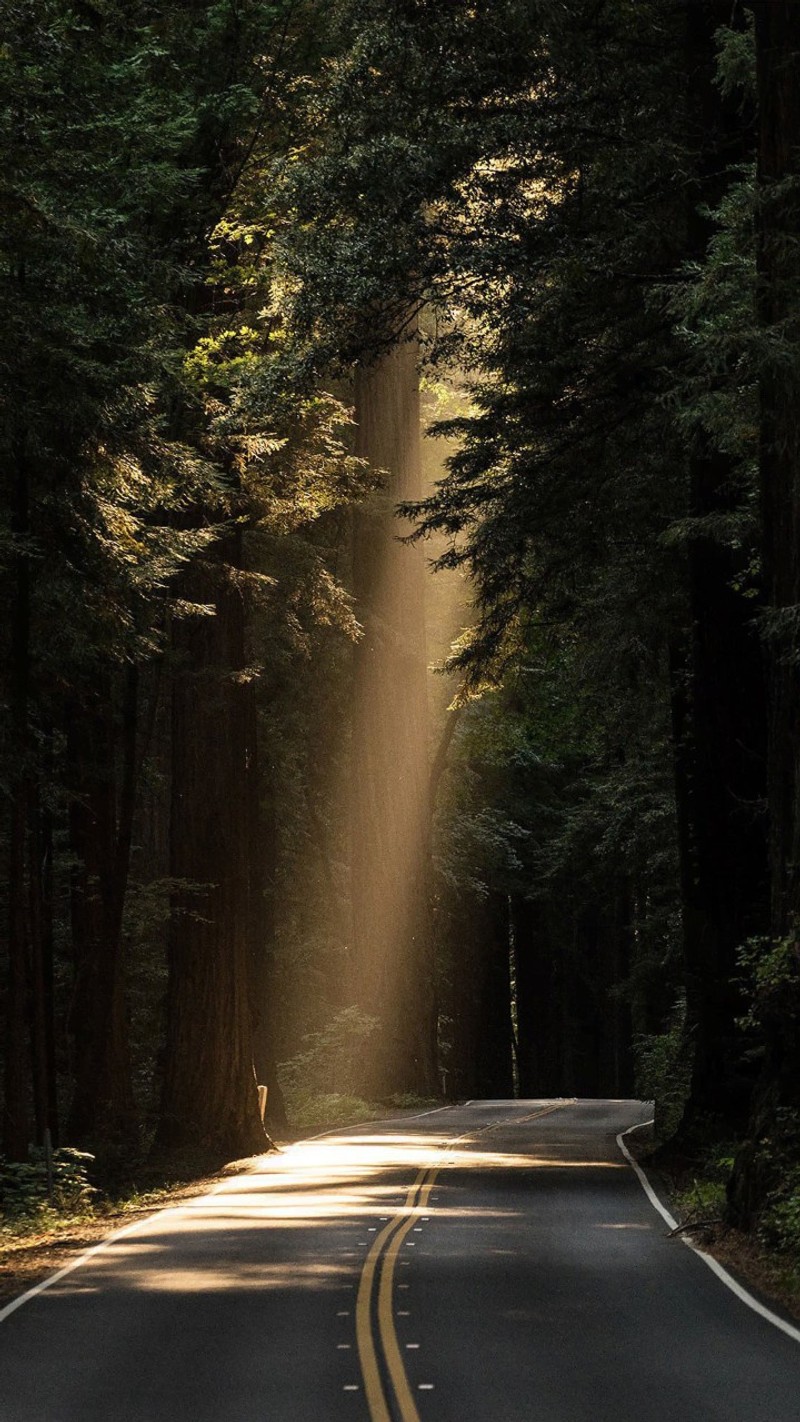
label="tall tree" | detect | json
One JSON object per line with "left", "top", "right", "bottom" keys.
{"left": 66, "top": 671, "right": 139, "bottom": 1147}
{"left": 730, "top": 1, "right": 800, "bottom": 1224}
{"left": 669, "top": 0, "right": 767, "bottom": 1142}
{"left": 155, "top": 538, "right": 267, "bottom": 1158}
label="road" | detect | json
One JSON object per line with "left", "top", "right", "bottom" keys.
{"left": 2, "top": 1099, "right": 800, "bottom": 1420}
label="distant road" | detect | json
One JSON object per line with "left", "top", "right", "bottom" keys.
{"left": 2, "top": 1099, "right": 800, "bottom": 1420}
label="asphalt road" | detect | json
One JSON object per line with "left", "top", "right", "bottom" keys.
{"left": 2, "top": 1099, "right": 800, "bottom": 1420}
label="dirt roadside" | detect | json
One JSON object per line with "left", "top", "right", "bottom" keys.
{"left": 0, "top": 1107, "right": 431, "bottom": 1310}
{"left": 5, "top": 1110, "right": 797, "bottom": 1330}
{"left": 626, "top": 1128, "right": 800, "bottom": 1327}
{"left": 0, "top": 1165, "right": 242, "bottom": 1309}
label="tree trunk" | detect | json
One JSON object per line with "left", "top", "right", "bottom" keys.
{"left": 28, "top": 766, "right": 58, "bottom": 1147}
{"left": 473, "top": 892, "right": 515, "bottom": 1099}
{"left": 672, "top": 1, "right": 769, "bottom": 1142}
{"left": 155, "top": 537, "right": 267, "bottom": 1160}
{"left": 514, "top": 896, "right": 563, "bottom": 1097}
{"left": 66, "top": 671, "right": 138, "bottom": 1149}
{"left": 246, "top": 674, "right": 286, "bottom": 1129}
{"left": 3, "top": 438, "right": 32, "bottom": 1162}
{"left": 349, "top": 332, "right": 436, "bottom": 1097}
{"left": 729, "top": 2, "right": 800, "bottom": 1224}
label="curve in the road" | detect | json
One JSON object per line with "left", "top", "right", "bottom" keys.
{"left": 353, "top": 1099, "right": 572, "bottom": 1421}
{"left": 618, "top": 1120, "right": 800, "bottom": 1348}
{"left": 2, "top": 1098, "right": 800, "bottom": 1422}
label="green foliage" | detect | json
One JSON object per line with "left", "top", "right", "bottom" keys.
{"left": 737, "top": 934, "right": 800, "bottom": 1029}
{"left": 664, "top": 163, "right": 759, "bottom": 563}
{"left": 633, "top": 998, "right": 692, "bottom": 1141}
{"left": 279, "top": 1093, "right": 381, "bottom": 1133}
{"left": 759, "top": 1165, "right": 800, "bottom": 1263}
{"left": 674, "top": 1146, "right": 736, "bottom": 1224}
{"left": 0, "top": 1148, "right": 97, "bottom": 1222}
{"left": 278, "top": 1006, "right": 380, "bottom": 1100}
{"left": 714, "top": 13, "right": 757, "bottom": 106}
{"left": 384, "top": 1093, "right": 439, "bottom": 1111}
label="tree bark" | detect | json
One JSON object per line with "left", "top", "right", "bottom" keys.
{"left": 28, "top": 766, "right": 58, "bottom": 1147}
{"left": 672, "top": 1, "right": 769, "bottom": 1142}
{"left": 66, "top": 671, "right": 138, "bottom": 1148}
{"left": 155, "top": 536, "right": 267, "bottom": 1160}
{"left": 246, "top": 673, "right": 286, "bottom": 1129}
{"left": 473, "top": 891, "right": 515, "bottom": 1099}
{"left": 3, "top": 439, "right": 32, "bottom": 1161}
{"left": 729, "top": 1, "right": 800, "bottom": 1224}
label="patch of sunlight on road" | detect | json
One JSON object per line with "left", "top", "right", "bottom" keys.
{"left": 594, "top": 1222, "right": 654, "bottom": 1230}
{"left": 59, "top": 1257, "right": 350, "bottom": 1295}
{"left": 49, "top": 1124, "right": 629, "bottom": 1300}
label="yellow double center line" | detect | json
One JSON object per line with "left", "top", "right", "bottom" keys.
{"left": 356, "top": 1165, "right": 438, "bottom": 1422}
{"left": 355, "top": 1101, "right": 569, "bottom": 1421}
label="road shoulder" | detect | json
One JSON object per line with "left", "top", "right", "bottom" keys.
{"left": 622, "top": 1123, "right": 800, "bottom": 1328}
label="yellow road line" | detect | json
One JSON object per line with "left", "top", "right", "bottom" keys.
{"left": 356, "top": 1100, "right": 572, "bottom": 1420}
{"left": 515, "top": 1102, "right": 567, "bottom": 1128}
{"left": 378, "top": 1170, "right": 438, "bottom": 1422}
{"left": 356, "top": 1168, "right": 428, "bottom": 1422}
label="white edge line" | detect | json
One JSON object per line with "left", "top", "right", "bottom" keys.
{"left": 0, "top": 1206, "right": 181, "bottom": 1325}
{"left": 0, "top": 1145, "right": 280, "bottom": 1326}
{"left": 0, "top": 1102, "right": 460, "bottom": 1324}
{"left": 2, "top": 1101, "right": 461, "bottom": 1317}
{"left": 0, "top": 1097, "right": 454, "bottom": 1316}
{"left": 617, "top": 1119, "right": 800, "bottom": 1347}
{"left": 296, "top": 1102, "right": 457, "bottom": 1145}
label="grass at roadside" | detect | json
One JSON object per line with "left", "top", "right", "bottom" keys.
{"left": 276, "top": 1089, "right": 440, "bottom": 1137}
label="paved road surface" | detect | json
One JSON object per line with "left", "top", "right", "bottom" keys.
{"left": 2, "top": 1099, "right": 799, "bottom": 1420}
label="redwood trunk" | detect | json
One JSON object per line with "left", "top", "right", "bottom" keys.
{"left": 3, "top": 439, "right": 32, "bottom": 1161}
{"left": 155, "top": 538, "right": 266, "bottom": 1159}
{"left": 730, "top": 3, "right": 800, "bottom": 1223}
{"left": 672, "top": 2, "right": 768, "bottom": 1140}
{"left": 66, "top": 673, "right": 138, "bottom": 1148}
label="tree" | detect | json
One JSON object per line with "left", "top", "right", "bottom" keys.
{"left": 155, "top": 538, "right": 267, "bottom": 1158}
{"left": 729, "top": 1, "right": 800, "bottom": 1225}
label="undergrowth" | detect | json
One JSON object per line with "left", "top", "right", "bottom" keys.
{"left": 0, "top": 1148, "right": 98, "bottom": 1238}
{"left": 279, "top": 1090, "right": 382, "bottom": 1133}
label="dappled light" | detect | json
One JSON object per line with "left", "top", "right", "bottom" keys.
{"left": 5, "top": 5, "right": 800, "bottom": 1418}
{"left": 45, "top": 1109, "right": 641, "bottom": 1302}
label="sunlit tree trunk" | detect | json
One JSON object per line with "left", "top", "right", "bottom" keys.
{"left": 350, "top": 332, "right": 436, "bottom": 1096}
{"left": 246, "top": 687, "right": 286, "bottom": 1128}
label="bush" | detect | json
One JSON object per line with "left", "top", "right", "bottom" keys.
{"left": 759, "top": 1173, "right": 800, "bottom": 1260}
{"left": 0, "top": 1147, "right": 98, "bottom": 1222}
{"left": 278, "top": 1006, "right": 380, "bottom": 1099}
{"left": 281, "top": 1092, "right": 381, "bottom": 1132}
{"left": 674, "top": 1147, "right": 735, "bottom": 1224}
{"left": 753, "top": 1113, "right": 800, "bottom": 1262}
{"left": 632, "top": 995, "right": 692, "bottom": 1140}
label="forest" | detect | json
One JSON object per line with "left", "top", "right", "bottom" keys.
{"left": 1, "top": 0, "right": 799, "bottom": 1273}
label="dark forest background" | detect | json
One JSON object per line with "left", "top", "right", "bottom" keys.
{"left": 2, "top": 0, "right": 800, "bottom": 1268}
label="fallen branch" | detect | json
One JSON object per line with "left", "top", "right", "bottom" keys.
{"left": 668, "top": 1218, "right": 724, "bottom": 1237}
